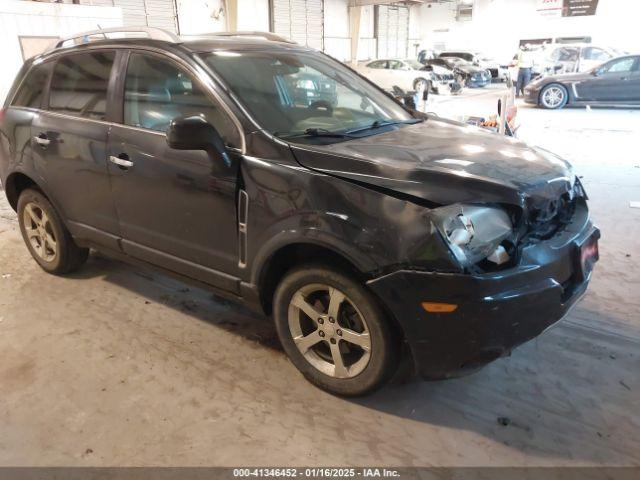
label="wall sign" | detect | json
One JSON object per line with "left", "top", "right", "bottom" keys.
{"left": 563, "top": 0, "right": 599, "bottom": 17}
{"left": 536, "top": 0, "right": 563, "bottom": 18}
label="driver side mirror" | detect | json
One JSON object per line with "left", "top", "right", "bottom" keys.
{"left": 592, "top": 68, "right": 602, "bottom": 76}
{"left": 166, "top": 114, "right": 230, "bottom": 163}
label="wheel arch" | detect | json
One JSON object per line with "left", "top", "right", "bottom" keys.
{"left": 4, "top": 171, "right": 42, "bottom": 211}
{"left": 256, "top": 242, "right": 369, "bottom": 316}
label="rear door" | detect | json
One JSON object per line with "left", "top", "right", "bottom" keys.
{"left": 31, "top": 50, "right": 120, "bottom": 247}
{"left": 106, "top": 50, "right": 243, "bottom": 290}
{"left": 1, "top": 61, "right": 52, "bottom": 183}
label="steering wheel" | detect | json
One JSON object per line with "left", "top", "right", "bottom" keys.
{"left": 308, "top": 100, "right": 333, "bottom": 116}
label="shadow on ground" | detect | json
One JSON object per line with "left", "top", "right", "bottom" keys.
{"left": 61, "top": 251, "right": 640, "bottom": 464}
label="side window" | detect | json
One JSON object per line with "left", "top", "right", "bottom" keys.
{"left": 48, "top": 51, "right": 115, "bottom": 120}
{"left": 12, "top": 63, "right": 51, "bottom": 109}
{"left": 388, "top": 60, "right": 403, "bottom": 70}
{"left": 583, "top": 47, "right": 610, "bottom": 62}
{"left": 603, "top": 57, "right": 635, "bottom": 74}
{"left": 367, "top": 61, "right": 386, "bottom": 69}
{"left": 123, "top": 53, "right": 239, "bottom": 146}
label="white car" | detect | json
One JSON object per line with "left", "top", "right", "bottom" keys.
{"left": 355, "top": 59, "right": 460, "bottom": 95}
{"left": 527, "top": 43, "right": 622, "bottom": 77}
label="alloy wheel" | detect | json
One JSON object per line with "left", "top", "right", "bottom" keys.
{"left": 287, "top": 283, "right": 371, "bottom": 379}
{"left": 22, "top": 202, "right": 57, "bottom": 262}
{"left": 542, "top": 86, "right": 565, "bottom": 108}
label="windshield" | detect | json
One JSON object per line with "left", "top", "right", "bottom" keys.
{"left": 444, "top": 57, "right": 469, "bottom": 65}
{"left": 202, "top": 49, "right": 415, "bottom": 141}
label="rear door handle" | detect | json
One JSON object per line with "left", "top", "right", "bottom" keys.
{"left": 109, "top": 154, "right": 134, "bottom": 170}
{"left": 34, "top": 134, "right": 50, "bottom": 147}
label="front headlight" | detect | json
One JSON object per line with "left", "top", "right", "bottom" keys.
{"left": 431, "top": 204, "right": 513, "bottom": 268}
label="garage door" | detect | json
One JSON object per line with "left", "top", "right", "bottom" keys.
{"left": 80, "top": 0, "right": 178, "bottom": 33}
{"left": 272, "top": 0, "right": 324, "bottom": 50}
{"left": 376, "top": 4, "right": 409, "bottom": 59}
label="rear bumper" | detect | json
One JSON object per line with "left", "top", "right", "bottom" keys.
{"left": 368, "top": 204, "right": 599, "bottom": 379}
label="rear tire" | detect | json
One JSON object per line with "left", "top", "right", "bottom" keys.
{"left": 17, "top": 189, "right": 89, "bottom": 275}
{"left": 539, "top": 83, "right": 568, "bottom": 109}
{"left": 273, "top": 265, "right": 399, "bottom": 396}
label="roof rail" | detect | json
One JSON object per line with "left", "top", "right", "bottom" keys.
{"left": 200, "top": 31, "right": 297, "bottom": 44}
{"left": 52, "top": 26, "right": 180, "bottom": 50}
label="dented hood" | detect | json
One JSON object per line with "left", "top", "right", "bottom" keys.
{"left": 290, "top": 118, "right": 574, "bottom": 208}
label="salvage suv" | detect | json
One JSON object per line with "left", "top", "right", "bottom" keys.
{"left": 0, "top": 28, "right": 600, "bottom": 396}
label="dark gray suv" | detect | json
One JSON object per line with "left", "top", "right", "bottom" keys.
{"left": 0, "top": 28, "right": 599, "bottom": 396}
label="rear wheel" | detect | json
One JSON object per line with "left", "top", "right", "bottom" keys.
{"left": 17, "top": 189, "right": 89, "bottom": 274}
{"left": 273, "top": 265, "right": 399, "bottom": 396}
{"left": 540, "top": 84, "right": 568, "bottom": 109}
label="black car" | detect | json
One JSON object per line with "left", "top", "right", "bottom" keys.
{"left": 525, "top": 54, "right": 640, "bottom": 109}
{"left": 425, "top": 57, "right": 491, "bottom": 88}
{"left": 0, "top": 28, "right": 599, "bottom": 396}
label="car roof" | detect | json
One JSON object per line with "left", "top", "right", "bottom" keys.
{"left": 32, "top": 35, "right": 312, "bottom": 63}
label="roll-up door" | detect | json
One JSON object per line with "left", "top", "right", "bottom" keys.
{"left": 80, "top": 0, "right": 178, "bottom": 33}
{"left": 272, "top": 0, "right": 324, "bottom": 50}
{"left": 376, "top": 4, "right": 409, "bottom": 59}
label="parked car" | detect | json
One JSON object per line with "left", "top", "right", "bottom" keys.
{"left": 438, "top": 50, "right": 509, "bottom": 81}
{"left": 355, "top": 58, "right": 460, "bottom": 95}
{"left": 0, "top": 28, "right": 600, "bottom": 396}
{"left": 524, "top": 54, "right": 640, "bottom": 109}
{"left": 529, "top": 43, "right": 622, "bottom": 77}
{"left": 425, "top": 57, "right": 492, "bottom": 88}
{"left": 286, "top": 72, "right": 338, "bottom": 108}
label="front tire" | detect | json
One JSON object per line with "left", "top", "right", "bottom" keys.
{"left": 413, "top": 77, "right": 430, "bottom": 93}
{"left": 273, "top": 265, "right": 399, "bottom": 396}
{"left": 539, "top": 83, "right": 568, "bottom": 109}
{"left": 17, "top": 189, "right": 89, "bottom": 274}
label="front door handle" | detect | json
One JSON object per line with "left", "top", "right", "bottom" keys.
{"left": 109, "top": 154, "right": 134, "bottom": 170}
{"left": 34, "top": 134, "right": 50, "bottom": 147}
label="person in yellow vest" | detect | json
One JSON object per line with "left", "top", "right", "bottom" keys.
{"left": 515, "top": 45, "right": 535, "bottom": 97}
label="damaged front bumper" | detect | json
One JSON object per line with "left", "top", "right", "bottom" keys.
{"left": 367, "top": 203, "right": 600, "bottom": 380}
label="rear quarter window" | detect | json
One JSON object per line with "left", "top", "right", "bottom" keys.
{"left": 11, "top": 63, "right": 51, "bottom": 109}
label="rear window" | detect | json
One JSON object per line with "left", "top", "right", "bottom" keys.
{"left": 48, "top": 51, "right": 115, "bottom": 120}
{"left": 12, "top": 63, "right": 51, "bottom": 109}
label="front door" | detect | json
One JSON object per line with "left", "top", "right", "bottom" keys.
{"left": 31, "top": 50, "right": 120, "bottom": 245}
{"left": 577, "top": 57, "right": 637, "bottom": 102}
{"left": 107, "top": 51, "right": 243, "bottom": 291}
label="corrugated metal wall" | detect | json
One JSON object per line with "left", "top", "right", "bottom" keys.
{"left": 80, "top": 0, "right": 178, "bottom": 33}
{"left": 375, "top": 4, "right": 409, "bottom": 59}
{"left": 272, "top": 0, "right": 323, "bottom": 50}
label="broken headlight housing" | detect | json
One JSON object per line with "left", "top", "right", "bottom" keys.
{"left": 431, "top": 204, "right": 514, "bottom": 268}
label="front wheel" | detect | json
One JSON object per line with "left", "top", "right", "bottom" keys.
{"left": 413, "top": 77, "right": 430, "bottom": 93}
{"left": 539, "top": 84, "right": 568, "bottom": 109}
{"left": 273, "top": 265, "right": 399, "bottom": 396}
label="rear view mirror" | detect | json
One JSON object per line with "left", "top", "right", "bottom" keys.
{"left": 166, "top": 114, "right": 230, "bottom": 164}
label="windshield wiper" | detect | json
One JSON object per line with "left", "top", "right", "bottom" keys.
{"left": 346, "top": 118, "right": 422, "bottom": 135}
{"left": 276, "top": 128, "right": 355, "bottom": 139}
